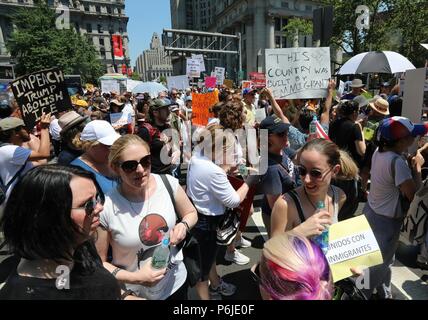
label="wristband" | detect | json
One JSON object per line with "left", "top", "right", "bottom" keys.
{"left": 112, "top": 267, "right": 122, "bottom": 278}
{"left": 179, "top": 220, "right": 190, "bottom": 232}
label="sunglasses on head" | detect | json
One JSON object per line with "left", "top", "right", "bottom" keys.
{"left": 297, "top": 165, "right": 332, "bottom": 179}
{"left": 72, "top": 193, "right": 103, "bottom": 217}
{"left": 120, "top": 155, "right": 151, "bottom": 173}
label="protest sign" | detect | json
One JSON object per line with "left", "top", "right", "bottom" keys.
{"left": 266, "top": 47, "right": 331, "bottom": 99}
{"left": 110, "top": 112, "right": 132, "bottom": 128}
{"left": 192, "top": 91, "right": 219, "bottom": 126}
{"left": 242, "top": 81, "right": 252, "bottom": 90}
{"left": 255, "top": 108, "right": 267, "bottom": 123}
{"left": 223, "top": 79, "right": 234, "bottom": 89}
{"left": 249, "top": 72, "right": 266, "bottom": 88}
{"left": 205, "top": 76, "right": 217, "bottom": 88}
{"left": 167, "top": 75, "right": 190, "bottom": 91}
{"left": 186, "top": 59, "right": 201, "bottom": 78}
{"left": 11, "top": 68, "right": 72, "bottom": 129}
{"left": 402, "top": 68, "right": 426, "bottom": 123}
{"left": 101, "top": 80, "right": 120, "bottom": 94}
{"left": 326, "top": 215, "right": 383, "bottom": 282}
{"left": 214, "top": 67, "right": 225, "bottom": 85}
{"left": 191, "top": 54, "right": 206, "bottom": 72}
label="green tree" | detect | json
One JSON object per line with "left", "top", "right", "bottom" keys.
{"left": 282, "top": 18, "right": 313, "bottom": 47}
{"left": 159, "top": 76, "right": 167, "bottom": 84}
{"left": 7, "top": 3, "right": 104, "bottom": 83}
{"left": 130, "top": 73, "right": 141, "bottom": 81}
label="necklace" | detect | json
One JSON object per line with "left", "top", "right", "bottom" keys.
{"left": 304, "top": 186, "right": 330, "bottom": 213}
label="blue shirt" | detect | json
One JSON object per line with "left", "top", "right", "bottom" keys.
{"left": 70, "top": 158, "right": 117, "bottom": 195}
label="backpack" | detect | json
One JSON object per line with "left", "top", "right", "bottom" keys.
{"left": 139, "top": 122, "right": 161, "bottom": 144}
{"left": 401, "top": 179, "right": 428, "bottom": 245}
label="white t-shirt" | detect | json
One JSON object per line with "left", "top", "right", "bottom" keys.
{"left": 368, "top": 150, "right": 413, "bottom": 218}
{"left": 186, "top": 154, "right": 241, "bottom": 216}
{"left": 0, "top": 145, "right": 32, "bottom": 213}
{"left": 100, "top": 174, "right": 186, "bottom": 300}
{"left": 49, "top": 118, "right": 62, "bottom": 141}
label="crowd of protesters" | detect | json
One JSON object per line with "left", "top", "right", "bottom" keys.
{"left": 0, "top": 74, "right": 427, "bottom": 301}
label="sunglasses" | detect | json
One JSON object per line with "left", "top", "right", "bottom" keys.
{"left": 72, "top": 193, "right": 103, "bottom": 217}
{"left": 120, "top": 155, "right": 151, "bottom": 173}
{"left": 297, "top": 166, "right": 333, "bottom": 180}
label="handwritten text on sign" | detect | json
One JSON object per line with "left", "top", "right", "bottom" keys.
{"left": 266, "top": 48, "right": 331, "bottom": 99}
{"left": 11, "top": 68, "right": 72, "bottom": 129}
{"left": 326, "top": 230, "right": 380, "bottom": 265}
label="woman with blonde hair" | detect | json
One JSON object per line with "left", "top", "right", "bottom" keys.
{"left": 253, "top": 232, "right": 333, "bottom": 300}
{"left": 70, "top": 120, "right": 120, "bottom": 194}
{"left": 271, "top": 139, "right": 358, "bottom": 238}
{"left": 96, "top": 134, "right": 198, "bottom": 300}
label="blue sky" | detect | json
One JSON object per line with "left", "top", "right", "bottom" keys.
{"left": 126, "top": 0, "right": 171, "bottom": 68}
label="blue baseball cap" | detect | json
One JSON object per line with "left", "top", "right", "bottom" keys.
{"left": 260, "top": 115, "right": 290, "bottom": 134}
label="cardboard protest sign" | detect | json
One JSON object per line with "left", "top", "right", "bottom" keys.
{"left": 192, "top": 91, "right": 219, "bottom": 126}
{"left": 326, "top": 215, "right": 383, "bottom": 282}
{"left": 402, "top": 68, "right": 426, "bottom": 123}
{"left": 205, "top": 76, "right": 217, "bottom": 88}
{"left": 167, "top": 75, "right": 190, "bottom": 91}
{"left": 249, "top": 72, "right": 266, "bottom": 88}
{"left": 11, "top": 68, "right": 72, "bottom": 129}
{"left": 255, "top": 108, "right": 267, "bottom": 123}
{"left": 214, "top": 67, "right": 225, "bottom": 85}
{"left": 101, "top": 80, "right": 120, "bottom": 94}
{"left": 242, "top": 81, "right": 252, "bottom": 90}
{"left": 186, "top": 59, "right": 201, "bottom": 78}
{"left": 223, "top": 79, "right": 234, "bottom": 89}
{"left": 191, "top": 54, "right": 206, "bottom": 72}
{"left": 110, "top": 112, "right": 132, "bottom": 128}
{"left": 266, "top": 47, "right": 331, "bottom": 99}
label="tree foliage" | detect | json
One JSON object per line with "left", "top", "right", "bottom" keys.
{"left": 7, "top": 3, "right": 104, "bottom": 83}
{"left": 282, "top": 18, "right": 313, "bottom": 47}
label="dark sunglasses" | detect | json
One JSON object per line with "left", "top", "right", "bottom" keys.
{"left": 297, "top": 166, "right": 333, "bottom": 180}
{"left": 72, "top": 193, "right": 103, "bottom": 217}
{"left": 120, "top": 155, "right": 151, "bottom": 173}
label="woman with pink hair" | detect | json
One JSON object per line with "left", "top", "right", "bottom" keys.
{"left": 253, "top": 232, "right": 333, "bottom": 300}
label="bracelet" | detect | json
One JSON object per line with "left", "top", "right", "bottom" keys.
{"left": 179, "top": 220, "right": 190, "bottom": 232}
{"left": 121, "top": 289, "right": 136, "bottom": 300}
{"left": 112, "top": 267, "right": 122, "bottom": 278}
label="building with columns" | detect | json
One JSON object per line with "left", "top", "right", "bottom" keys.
{"left": 0, "top": 0, "right": 130, "bottom": 73}
{"left": 135, "top": 33, "right": 173, "bottom": 82}
{"left": 170, "top": 0, "right": 323, "bottom": 79}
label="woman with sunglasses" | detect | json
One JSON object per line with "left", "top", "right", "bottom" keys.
{"left": 95, "top": 134, "right": 197, "bottom": 300}
{"left": 252, "top": 231, "right": 333, "bottom": 300}
{"left": 271, "top": 139, "right": 358, "bottom": 239}
{"left": 0, "top": 165, "right": 122, "bottom": 300}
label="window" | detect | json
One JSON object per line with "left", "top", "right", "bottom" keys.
{"left": 281, "top": 1, "right": 288, "bottom": 8}
{"left": 100, "top": 48, "right": 106, "bottom": 59}
{"left": 86, "top": 23, "right": 92, "bottom": 33}
{"left": 97, "top": 24, "right": 104, "bottom": 33}
{"left": 281, "top": 18, "right": 288, "bottom": 29}
{"left": 99, "top": 38, "right": 105, "bottom": 46}
{"left": 275, "top": 36, "right": 281, "bottom": 48}
{"left": 96, "top": 6, "right": 101, "bottom": 13}
{"left": 274, "top": 17, "right": 281, "bottom": 31}
{"left": 282, "top": 37, "right": 287, "bottom": 48}
{"left": 119, "top": 27, "right": 123, "bottom": 34}
{"left": 84, "top": 5, "right": 89, "bottom": 12}
{"left": 107, "top": 6, "right": 112, "bottom": 14}
{"left": 74, "top": 23, "right": 80, "bottom": 33}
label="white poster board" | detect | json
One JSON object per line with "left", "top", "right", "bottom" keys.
{"left": 167, "top": 75, "right": 190, "bottom": 91}
{"left": 214, "top": 67, "right": 225, "bottom": 85}
{"left": 191, "top": 54, "right": 206, "bottom": 72}
{"left": 265, "top": 47, "right": 331, "bottom": 99}
{"left": 101, "top": 80, "right": 120, "bottom": 94}
{"left": 402, "top": 68, "right": 426, "bottom": 124}
{"left": 186, "top": 59, "right": 201, "bottom": 78}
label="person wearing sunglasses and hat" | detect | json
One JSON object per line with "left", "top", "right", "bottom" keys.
{"left": 242, "top": 88, "right": 257, "bottom": 127}
{"left": 0, "top": 165, "right": 122, "bottom": 300}
{"left": 341, "top": 79, "right": 365, "bottom": 100}
{"left": 360, "top": 117, "right": 427, "bottom": 299}
{"left": 95, "top": 134, "right": 197, "bottom": 300}
{"left": 271, "top": 139, "right": 358, "bottom": 239}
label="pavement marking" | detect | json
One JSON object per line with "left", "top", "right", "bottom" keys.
{"left": 391, "top": 260, "right": 428, "bottom": 300}
{"left": 252, "top": 208, "right": 268, "bottom": 242}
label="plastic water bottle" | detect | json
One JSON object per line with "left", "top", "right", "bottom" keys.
{"left": 151, "top": 237, "right": 170, "bottom": 269}
{"left": 238, "top": 164, "right": 249, "bottom": 177}
{"left": 309, "top": 115, "right": 318, "bottom": 135}
{"left": 313, "top": 201, "right": 329, "bottom": 254}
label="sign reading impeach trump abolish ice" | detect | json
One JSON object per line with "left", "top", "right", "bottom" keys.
{"left": 11, "top": 68, "right": 72, "bottom": 129}
{"left": 266, "top": 47, "right": 331, "bottom": 99}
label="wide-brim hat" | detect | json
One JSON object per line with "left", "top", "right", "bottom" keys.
{"left": 369, "top": 98, "right": 390, "bottom": 116}
{"left": 350, "top": 79, "right": 365, "bottom": 88}
{"left": 59, "top": 111, "right": 88, "bottom": 133}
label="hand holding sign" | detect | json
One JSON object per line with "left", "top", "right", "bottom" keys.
{"left": 39, "top": 112, "right": 52, "bottom": 129}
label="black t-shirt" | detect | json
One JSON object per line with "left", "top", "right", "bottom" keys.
{"left": 138, "top": 122, "right": 172, "bottom": 174}
{"left": 329, "top": 118, "right": 363, "bottom": 167}
{"left": 0, "top": 241, "right": 121, "bottom": 300}
{"left": 260, "top": 153, "right": 296, "bottom": 216}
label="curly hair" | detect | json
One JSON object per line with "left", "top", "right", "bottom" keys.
{"left": 219, "top": 101, "right": 245, "bottom": 130}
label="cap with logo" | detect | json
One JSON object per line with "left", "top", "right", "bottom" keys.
{"left": 260, "top": 115, "right": 290, "bottom": 134}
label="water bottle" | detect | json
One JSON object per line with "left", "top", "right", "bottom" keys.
{"left": 238, "top": 164, "right": 248, "bottom": 177}
{"left": 309, "top": 115, "right": 317, "bottom": 135}
{"left": 151, "top": 237, "right": 170, "bottom": 269}
{"left": 313, "top": 201, "right": 329, "bottom": 254}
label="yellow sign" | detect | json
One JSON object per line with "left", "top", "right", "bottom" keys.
{"left": 326, "top": 215, "right": 383, "bottom": 282}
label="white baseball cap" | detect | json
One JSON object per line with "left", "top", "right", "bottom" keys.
{"left": 80, "top": 120, "right": 120, "bottom": 146}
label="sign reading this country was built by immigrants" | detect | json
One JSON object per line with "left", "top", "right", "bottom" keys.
{"left": 11, "top": 68, "right": 72, "bottom": 129}
{"left": 266, "top": 47, "right": 331, "bottom": 99}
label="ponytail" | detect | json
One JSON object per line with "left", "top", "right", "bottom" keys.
{"left": 337, "top": 149, "right": 359, "bottom": 180}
